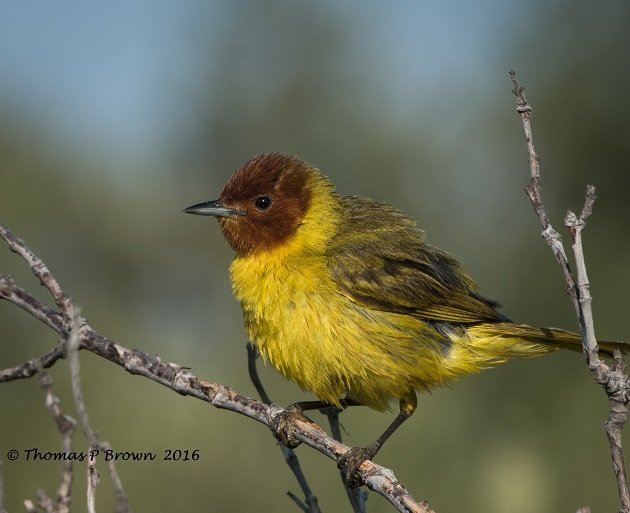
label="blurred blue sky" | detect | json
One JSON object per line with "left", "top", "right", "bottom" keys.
{"left": 0, "top": 1, "right": 535, "bottom": 171}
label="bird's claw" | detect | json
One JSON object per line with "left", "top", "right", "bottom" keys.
{"left": 270, "top": 404, "right": 307, "bottom": 448}
{"left": 337, "top": 446, "right": 376, "bottom": 488}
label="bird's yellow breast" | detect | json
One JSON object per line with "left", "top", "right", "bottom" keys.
{"left": 228, "top": 182, "right": 361, "bottom": 406}
{"left": 231, "top": 250, "right": 342, "bottom": 396}
{"left": 229, "top": 241, "right": 454, "bottom": 411}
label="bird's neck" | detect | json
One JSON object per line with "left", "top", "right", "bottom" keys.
{"left": 228, "top": 176, "right": 341, "bottom": 351}
{"left": 245, "top": 175, "right": 341, "bottom": 265}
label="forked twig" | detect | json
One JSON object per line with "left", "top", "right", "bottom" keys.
{"left": 510, "top": 70, "right": 630, "bottom": 512}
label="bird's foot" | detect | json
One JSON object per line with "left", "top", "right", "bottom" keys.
{"left": 337, "top": 445, "right": 378, "bottom": 488}
{"left": 270, "top": 404, "right": 308, "bottom": 448}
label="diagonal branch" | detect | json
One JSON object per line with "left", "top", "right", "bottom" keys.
{"left": 0, "top": 275, "right": 66, "bottom": 335}
{"left": 1, "top": 226, "right": 74, "bottom": 319}
{"left": 0, "top": 222, "right": 431, "bottom": 513}
{"left": 0, "top": 339, "right": 66, "bottom": 382}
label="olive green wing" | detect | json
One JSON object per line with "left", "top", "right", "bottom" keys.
{"left": 326, "top": 196, "right": 506, "bottom": 325}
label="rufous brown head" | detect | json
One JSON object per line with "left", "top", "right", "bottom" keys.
{"left": 184, "top": 153, "right": 315, "bottom": 255}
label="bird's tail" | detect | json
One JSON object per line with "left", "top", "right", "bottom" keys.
{"left": 466, "top": 322, "right": 627, "bottom": 358}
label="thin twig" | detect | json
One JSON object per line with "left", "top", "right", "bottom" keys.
{"left": 0, "top": 222, "right": 429, "bottom": 513}
{"left": 0, "top": 340, "right": 66, "bottom": 382}
{"left": 324, "top": 408, "right": 368, "bottom": 513}
{"left": 38, "top": 371, "right": 75, "bottom": 513}
{"left": 509, "top": 71, "right": 577, "bottom": 297}
{"left": 64, "top": 305, "right": 132, "bottom": 513}
{"left": 510, "top": 70, "right": 630, "bottom": 513}
{"left": 0, "top": 225, "right": 73, "bottom": 319}
{"left": 247, "top": 343, "right": 321, "bottom": 513}
{"left": 64, "top": 308, "right": 100, "bottom": 513}
{"left": 0, "top": 275, "right": 67, "bottom": 335}
{"left": 566, "top": 202, "right": 630, "bottom": 508}
{"left": 99, "top": 441, "right": 132, "bottom": 513}
{"left": 604, "top": 353, "right": 630, "bottom": 510}
{"left": 565, "top": 207, "right": 601, "bottom": 362}
{"left": 36, "top": 489, "right": 54, "bottom": 513}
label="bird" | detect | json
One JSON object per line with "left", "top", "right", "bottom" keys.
{"left": 184, "top": 152, "right": 625, "bottom": 486}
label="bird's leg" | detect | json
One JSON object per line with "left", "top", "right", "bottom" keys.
{"left": 246, "top": 342, "right": 272, "bottom": 404}
{"left": 271, "top": 398, "right": 359, "bottom": 448}
{"left": 338, "top": 393, "right": 417, "bottom": 488}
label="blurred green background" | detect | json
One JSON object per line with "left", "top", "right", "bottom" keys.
{"left": 1, "top": 1, "right": 629, "bottom": 512}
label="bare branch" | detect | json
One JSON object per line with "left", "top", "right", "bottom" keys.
{"left": 100, "top": 441, "right": 132, "bottom": 513}
{"left": 510, "top": 70, "right": 630, "bottom": 513}
{"left": 38, "top": 371, "right": 75, "bottom": 513}
{"left": 565, "top": 206, "right": 600, "bottom": 363}
{"left": 63, "top": 308, "right": 100, "bottom": 513}
{"left": 566, "top": 195, "right": 630, "bottom": 508}
{"left": 510, "top": 71, "right": 549, "bottom": 231}
{"left": 0, "top": 275, "right": 66, "bottom": 335}
{"left": 0, "top": 340, "right": 66, "bottom": 382}
{"left": 0, "top": 224, "right": 73, "bottom": 319}
{"left": 86, "top": 461, "right": 98, "bottom": 513}
{"left": 0, "top": 222, "right": 430, "bottom": 513}
{"left": 508, "top": 71, "right": 578, "bottom": 303}
{"left": 579, "top": 184, "right": 597, "bottom": 221}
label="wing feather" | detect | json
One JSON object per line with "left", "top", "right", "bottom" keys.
{"left": 326, "top": 196, "right": 507, "bottom": 325}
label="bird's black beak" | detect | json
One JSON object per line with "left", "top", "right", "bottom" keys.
{"left": 183, "top": 200, "right": 246, "bottom": 218}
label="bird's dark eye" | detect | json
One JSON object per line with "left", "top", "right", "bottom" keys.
{"left": 255, "top": 196, "right": 272, "bottom": 210}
